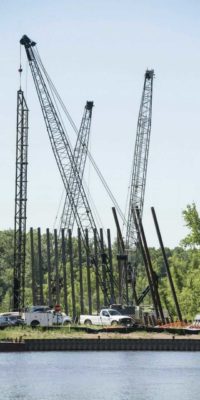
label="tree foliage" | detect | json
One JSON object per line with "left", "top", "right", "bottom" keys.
{"left": 1, "top": 203, "right": 200, "bottom": 320}
{"left": 181, "top": 203, "right": 200, "bottom": 247}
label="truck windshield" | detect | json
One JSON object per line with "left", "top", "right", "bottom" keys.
{"left": 26, "top": 306, "right": 51, "bottom": 313}
{"left": 109, "top": 310, "right": 121, "bottom": 316}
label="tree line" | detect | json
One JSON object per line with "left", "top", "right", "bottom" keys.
{"left": 1, "top": 203, "right": 200, "bottom": 320}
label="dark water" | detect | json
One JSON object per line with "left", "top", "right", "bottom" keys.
{"left": 0, "top": 351, "right": 200, "bottom": 400}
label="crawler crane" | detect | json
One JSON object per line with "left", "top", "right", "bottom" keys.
{"left": 20, "top": 35, "right": 116, "bottom": 305}
{"left": 125, "top": 69, "right": 154, "bottom": 303}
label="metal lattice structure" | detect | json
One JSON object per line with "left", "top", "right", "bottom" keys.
{"left": 116, "top": 70, "right": 154, "bottom": 304}
{"left": 126, "top": 70, "right": 154, "bottom": 249}
{"left": 20, "top": 35, "right": 115, "bottom": 305}
{"left": 59, "top": 101, "right": 93, "bottom": 233}
{"left": 13, "top": 89, "right": 29, "bottom": 310}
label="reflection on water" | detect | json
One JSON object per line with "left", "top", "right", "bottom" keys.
{"left": 0, "top": 351, "right": 200, "bottom": 400}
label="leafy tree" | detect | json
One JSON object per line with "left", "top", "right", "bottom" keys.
{"left": 181, "top": 203, "right": 200, "bottom": 247}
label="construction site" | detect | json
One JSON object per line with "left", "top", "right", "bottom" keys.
{"left": 2, "top": 33, "right": 187, "bottom": 332}
{"left": 2, "top": 6, "right": 200, "bottom": 400}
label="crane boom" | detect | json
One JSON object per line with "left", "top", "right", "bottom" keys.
{"left": 13, "top": 89, "right": 29, "bottom": 310}
{"left": 20, "top": 35, "right": 114, "bottom": 304}
{"left": 118, "top": 70, "right": 154, "bottom": 304}
{"left": 59, "top": 101, "right": 93, "bottom": 233}
{"left": 126, "top": 69, "right": 154, "bottom": 249}
{"left": 20, "top": 35, "right": 96, "bottom": 239}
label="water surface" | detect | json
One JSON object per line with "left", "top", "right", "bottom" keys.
{"left": 0, "top": 351, "right": 200, "bottom": 399}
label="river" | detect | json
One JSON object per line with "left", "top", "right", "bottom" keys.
{"left": 0, "top": 351, "right": 200, "bottom": 399}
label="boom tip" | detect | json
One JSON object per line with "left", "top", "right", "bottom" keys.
{"left": 20, "top": 35, "right": 36, "bottom": 47}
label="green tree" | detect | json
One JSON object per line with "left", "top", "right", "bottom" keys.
{"left": 181, "top": 203, "right": 200, "bottom": 247}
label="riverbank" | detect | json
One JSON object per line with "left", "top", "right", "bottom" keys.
{"left": 1, "top": 327, "right": 200, "bottom": 351}
{"left": 1, "top": 336, "right": 200, "bottom": 351}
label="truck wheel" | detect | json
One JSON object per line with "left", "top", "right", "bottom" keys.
{"left": 63, "top": 321, "right": 71, "bottom": 325}
{"left": 111, "top": 320, "right": 118, "bottom": 326}
{"left": 84, "top": 319, "right": 92, "bottom": 325}
{"left": 31, "top": 320, "right": 40, "bottom": 327}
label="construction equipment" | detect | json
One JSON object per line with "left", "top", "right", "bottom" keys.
{"left": 126, "top": 69, "right": 154, "bottom": 247}
{"left": 124, "top": 69, "right": 154, "bottom": 301}
{"left": 151, "top": 206, "right": 182, "bottom": 321}
{"left": 20, "top": 35, "right": 116, "bottom": 305}
{"left": 133, "top": 207, "right": 165, "bottom": 323}
{"left": 59, "top": 101, "right": 93, "bottom": 234}
{"left": 13, "top": 89, "right": 29, "bottom": 311}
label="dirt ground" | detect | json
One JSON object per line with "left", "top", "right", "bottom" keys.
{"left": 65, "top": 330, "right": 200, "bottom": 340}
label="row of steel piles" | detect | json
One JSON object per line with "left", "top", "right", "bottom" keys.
{"left": 132, "top": 207, "right": 182, "bottom": 324}
{"left": 29, "top": 227, "right": 118, "bottom": 320}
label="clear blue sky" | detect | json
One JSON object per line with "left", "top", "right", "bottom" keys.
{"left": 0, "top": 0, "right": 200, "bottom": 247}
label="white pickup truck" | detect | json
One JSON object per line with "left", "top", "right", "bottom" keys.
{"left": 186, "top": 313, "right": 200, "bottom": 332}
{"left": 80, "top": 308, "right": 134, "bottom": 326}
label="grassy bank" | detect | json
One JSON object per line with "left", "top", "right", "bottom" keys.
{"left": 0, "top": 326, "right": 200, "bottom": 341}
{"left": 0, "top": 326, "right": 83, "bottom": 340}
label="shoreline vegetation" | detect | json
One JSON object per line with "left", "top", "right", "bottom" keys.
{"left": 1, "top": 326, "right": 200, "bottom": 341}
{"left": 1, "top": 203, "right": 200, "bottom": 325}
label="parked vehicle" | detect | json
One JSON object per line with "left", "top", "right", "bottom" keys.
{"left": 1, "top": 313, "right": 25, "bottom": 326}
{"left": 24, "top": 306, "right": 71, "bottom": 327}
{"left": 0, "top": 315, "right": 14, "bottom": 328}
{"left": 80, "top": 308, "right": 134, "bottom": 326}
{"left": 60, "top": 313, "right": 71, "bottom": 325}
{"left": 25, "top": 311, "right": 54, "bottom": 327}
{"left": 192, "top": 314, "right": 200, "bottom": 325}
{"left": 25, "top": 306, "right": 51, "bottom": 313}
{"left": 187, "top": 314, "right": 200, "bottom": 331}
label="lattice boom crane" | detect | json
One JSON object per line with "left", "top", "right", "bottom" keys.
{"left": 121, "top": 69, "right": 154, "bottom": 303}
{"left": 126, "top": 69, "right": 154, "bottom": 250}
{"left": 20, "top": 35, "right": 115, "bottom": 305}
{"left": 59, "top": 101, "right": 93, "bottom": 234}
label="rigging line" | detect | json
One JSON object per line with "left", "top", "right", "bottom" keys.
{"left": 35, "top": 47, "right": 126, "bottom": 226}
{"left": 18, "top": 44, "right": 22, "bottom": 89}
{"left": 86, "top": 187, "right": 103, "bottom": 232}
{"left": 86, "top": 109, "right": 92, "bottom": 202}
{"left": 122, "top": 156, "right": 133, "bottom": 236}
{"left": 35, "top": 47, "right": 79, "bottom": 133}
{"left": 35, "top": 48, "right": 102, "bottom": 232}
{"left": 25, "top": 58, "right": 29, "bottom": 103}
{"left": 122, "top": 183, "right": 131, "bottom": 236}
{"left": 53, "top": 187, "right": 66, "bottom": 231}
{"left": 34, "top": 49, "right": 73, "bottom": 151}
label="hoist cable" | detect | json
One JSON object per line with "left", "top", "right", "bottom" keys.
{"left": 35, "top": 47, "right": 127, "bottom": 227}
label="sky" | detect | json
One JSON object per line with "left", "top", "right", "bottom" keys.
{"left": 0, "top": 0, "right": 200, "bottom": 248}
